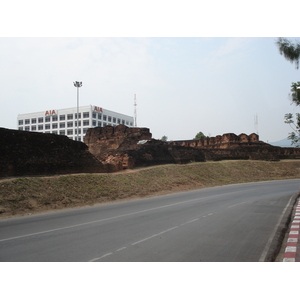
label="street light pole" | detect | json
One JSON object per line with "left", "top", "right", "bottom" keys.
{"left": 73, "top": 81, "right": 82, "bottom": 141}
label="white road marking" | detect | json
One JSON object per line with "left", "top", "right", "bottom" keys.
{"left": 116, "top": 247, "right": 126, "bottom": 252}
{"left": 228, "top": 201, "right": 247, "bottom": 208}
{"left": 89, "top": 252, "right": 113, "bottom": 262}
{"left": 131, "top": 226, "right": 179, "bottom": 246}
{"left": 185, "top": 218, "right": 199, "bottom": 224}
{"left": 260, "top": 194, "right": 296, "bottom": 262}
{"left": 0, "top": 196, "right": 214, "bottom": 243}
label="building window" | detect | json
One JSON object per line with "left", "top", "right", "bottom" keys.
{"left": 52, "top": 115, "right": 58, "bottom": 122}
{"left": 52, "top": 123, "right": 58, "bottom": 129}
{"left": 67, "top": 129, "right": 73, "bottom": 135}
{"left": 83, "top": 112, "right": 89, "bottom": 118}
{"left": 75, "top": 128, "right": 81, "bottom": 134}
{"left": 130, "top": 122, "right": 133, "bottom": 126}
{"left": 117, "top": 118, "right": 121, "bottom": 124}
{"left": 113, "top": 117, "right": 116, "bottom": 123}
{"left": 98, "top": 114, "right": 102, "bottom": 120}
{"left": 25, "top": 119, "right": 30, "bottom": 124}
{"left": 75, "top": 113, "right": 81, "bottom": 119}
{"left": 52, "top": 130, "right": 58, "bottom": 135}
{"left": 38, "top": 117, "right": 43, "bottom": 123}
{"left": 18, "top": 127, "right": 23, "bottom": 131}
{"left": 122, "top": 120, "right": 125, "bottom": 125}
{"left": 83, "top": 128, "right": 88, "bottom": 134}
{"left": 38, "top": 125, "right": 43, "bottom": 130}
{"left": 18, "top": 120, "right": 23, "bottom": 125}
{"left": 59, "top": 130, "right": 65, "bottom": 135}
{"left": 31, "top": 125, "right": 36, "bottom": 131}
{"left": 75, "top": 121, "right": 81, "bottom": 127}
{"left": 45, "top": 116, "right": 50, "bottom": 122}
{"left": 67, "top": 114, "right": 73, "bottom": 120}
{"left": 108, "top": 116, "right": 112, "bottom": 122}
{"left": 83, "top": 120, "right": 89, "bottom": 126}
{"left": 98, "top": 121, "right": 102, "bottom": 127}
{"left": 67, "top": 122, "right": 73, "bottom": 128}
{"left": 92, "top": 112, "right": 96, "bottom": 119}
{"left": 103, "top": 115, "right": 107, "bottom": 121}
{"left": 60, "top": 122, "right": 65, "bottom": 128}
{"left": 103, "top": 122, "right": 107, "bottom": 127}
{"left": 60, "top": 115, "right": 65, "bottom": 121}
{"left": 92, "top": 120, "right": 96, "bottom": 126}
{"left": 45, "top": 124, "right": 50, "bottom": 130}
{"left": 31, "top": 118, "right": 36, "bottom": 124}
{"left": 25, "top": 126, "right": 30, "bottom": 131}
{"left": 45, "top": 131, "right": 50, "bottom": 134}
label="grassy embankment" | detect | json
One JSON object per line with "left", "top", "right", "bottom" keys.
{"left": 0, "top": 160, "right": 300, "bottom": 218}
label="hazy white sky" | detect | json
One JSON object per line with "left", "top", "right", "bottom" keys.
{"left": 1, "top": 2, "right": 299, "bottom": 144}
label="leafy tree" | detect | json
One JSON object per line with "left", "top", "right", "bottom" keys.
{"left": 193, "top": 132, "right": 207, "bottom": 140}
{"left": 276, "top": 38, "right": 300, "bottom": 69}
{"left": 276, "top": 38, "right": 300, "bottom": 146}
{"left": 160, "top": 135, "right": 168, "bottom": 141}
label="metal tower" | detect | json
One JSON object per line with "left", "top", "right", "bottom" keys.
{"left": 134, "top": 94, "right": 137, "bottom": 127}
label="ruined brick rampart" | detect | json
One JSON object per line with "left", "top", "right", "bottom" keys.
{"left": 0, "top": 127, "right": 105, "bottom": 177}
{"left": 170, "top": 133, "right": 300, "bottom": 160}
{"left": 84, "top": 125, "right": 206, "bottom": 171}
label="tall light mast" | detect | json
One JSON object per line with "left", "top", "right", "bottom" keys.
{"left": 73, "top": 81, "right": 82, "bottom": 141}
{"left": 134, "top": 94, "right": 137, "bottom": 127}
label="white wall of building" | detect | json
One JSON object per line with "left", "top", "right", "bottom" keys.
{"left": 17, "top": 105, "right": 134, "bottom": 141}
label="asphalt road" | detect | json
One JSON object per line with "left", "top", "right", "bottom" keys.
{"left": 0, "top": 179, "right": 299, "bottom": 262}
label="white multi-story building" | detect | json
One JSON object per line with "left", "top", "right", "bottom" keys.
{"left": 17, "top": 105, "right": 134, "bottom": 141}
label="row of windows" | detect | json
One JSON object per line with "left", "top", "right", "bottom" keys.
{"left": 18, "top": 112, "right": 91, "bottom": 125}
{"left": 19, "top": 127, "right": 88, "bottom": 136}
{"left": 18, "top": 113, "right": 133, "bottom": 126}
{"left": 18, "top": 121, "right": 127, "bottom": 132}
{"left": 18, "top": 120, "right": 91, "bottom": 131}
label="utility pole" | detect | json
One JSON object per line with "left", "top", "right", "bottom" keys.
{"left": 73, "top": 81, "right": 82, "bottom": 141}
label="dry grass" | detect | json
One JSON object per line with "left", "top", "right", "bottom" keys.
{"left": 0, "top": 160, "right": 300, "bottom": 218}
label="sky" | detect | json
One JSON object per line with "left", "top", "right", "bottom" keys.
{"left": 1, "top": 2, "right": 300, "bottom": 146}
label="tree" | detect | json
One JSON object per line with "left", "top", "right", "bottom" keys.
{"left": 276, "top": 38, "right": 300, "bottom": 69}
{"left": 193, "top": 132, "right": 207, "bottom": 140}
{"left": 160, "top": 135, "right": 168, "bottom": 142}
{"left": 276, "top": 38, "right": 300, "bottom": 146}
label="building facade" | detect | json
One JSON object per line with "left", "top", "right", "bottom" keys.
{"left": 17, "top": 105, "right": 134, "bottom": 141}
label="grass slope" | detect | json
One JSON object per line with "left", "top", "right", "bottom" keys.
{"left": 0, "top": 160, "right": 300, "bottom": 218}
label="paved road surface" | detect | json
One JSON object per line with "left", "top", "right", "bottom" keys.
{"left": 0, "top": 179, "right": 299, "bottom": 262}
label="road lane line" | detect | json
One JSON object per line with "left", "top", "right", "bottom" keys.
{"left": 116, "top": 247, "right": 126, "bottom": 252}
{"left": 0, "top": 197, "right": 215, "bottom": 243}
{"left": 259, "top": 194, "right": 296, "bottom": 262}
{"left": 131, "top": 226, "right": 179, "bottom": 246}
{"left": 89, "top": 252, "right": 113, "bottom": 262}
{"left": 185, "top": 218, "right": 199, "bottom": 224}
{"left": 228, "top": 201, "right": 247, "bottom": 208}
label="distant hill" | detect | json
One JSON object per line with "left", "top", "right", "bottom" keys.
{"left": 269, "top": 138, "right": 293, "bottom": 147}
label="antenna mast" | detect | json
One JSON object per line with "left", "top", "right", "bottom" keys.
{"left": 254, "top": 113, "right": 258, "bottom": 135}
{"left": 134, "top": 94, "right": 137, "bottom": 127}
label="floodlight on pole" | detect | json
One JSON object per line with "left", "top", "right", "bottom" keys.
{"left": 73, "top": 81, "right": 82, "bottom": 141}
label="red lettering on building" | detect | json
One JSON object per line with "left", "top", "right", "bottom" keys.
{"left": 45, "top": 110, "right": 57, "bottom": 115}
{"left": 94, "top": 106, "right": 103, "bottom": 112}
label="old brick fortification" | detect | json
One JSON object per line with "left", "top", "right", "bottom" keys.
{"left": 0, "top": 127, "right": 105, "bottom": 177}
{"left": 84, "top": 125, "right": 207, "bottom": 171}
{"left": 2, "top": 125, "right": 300, "bottom": 178}
{"left": 170, "top": 133, "right": 300, "bottom": 160}
{"left": 84, "top": 126, "right": 300, "bottom": 171}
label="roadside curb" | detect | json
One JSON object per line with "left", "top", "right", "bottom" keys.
{"left": 283, "top": 197, "right": 300, "bottom": 262}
